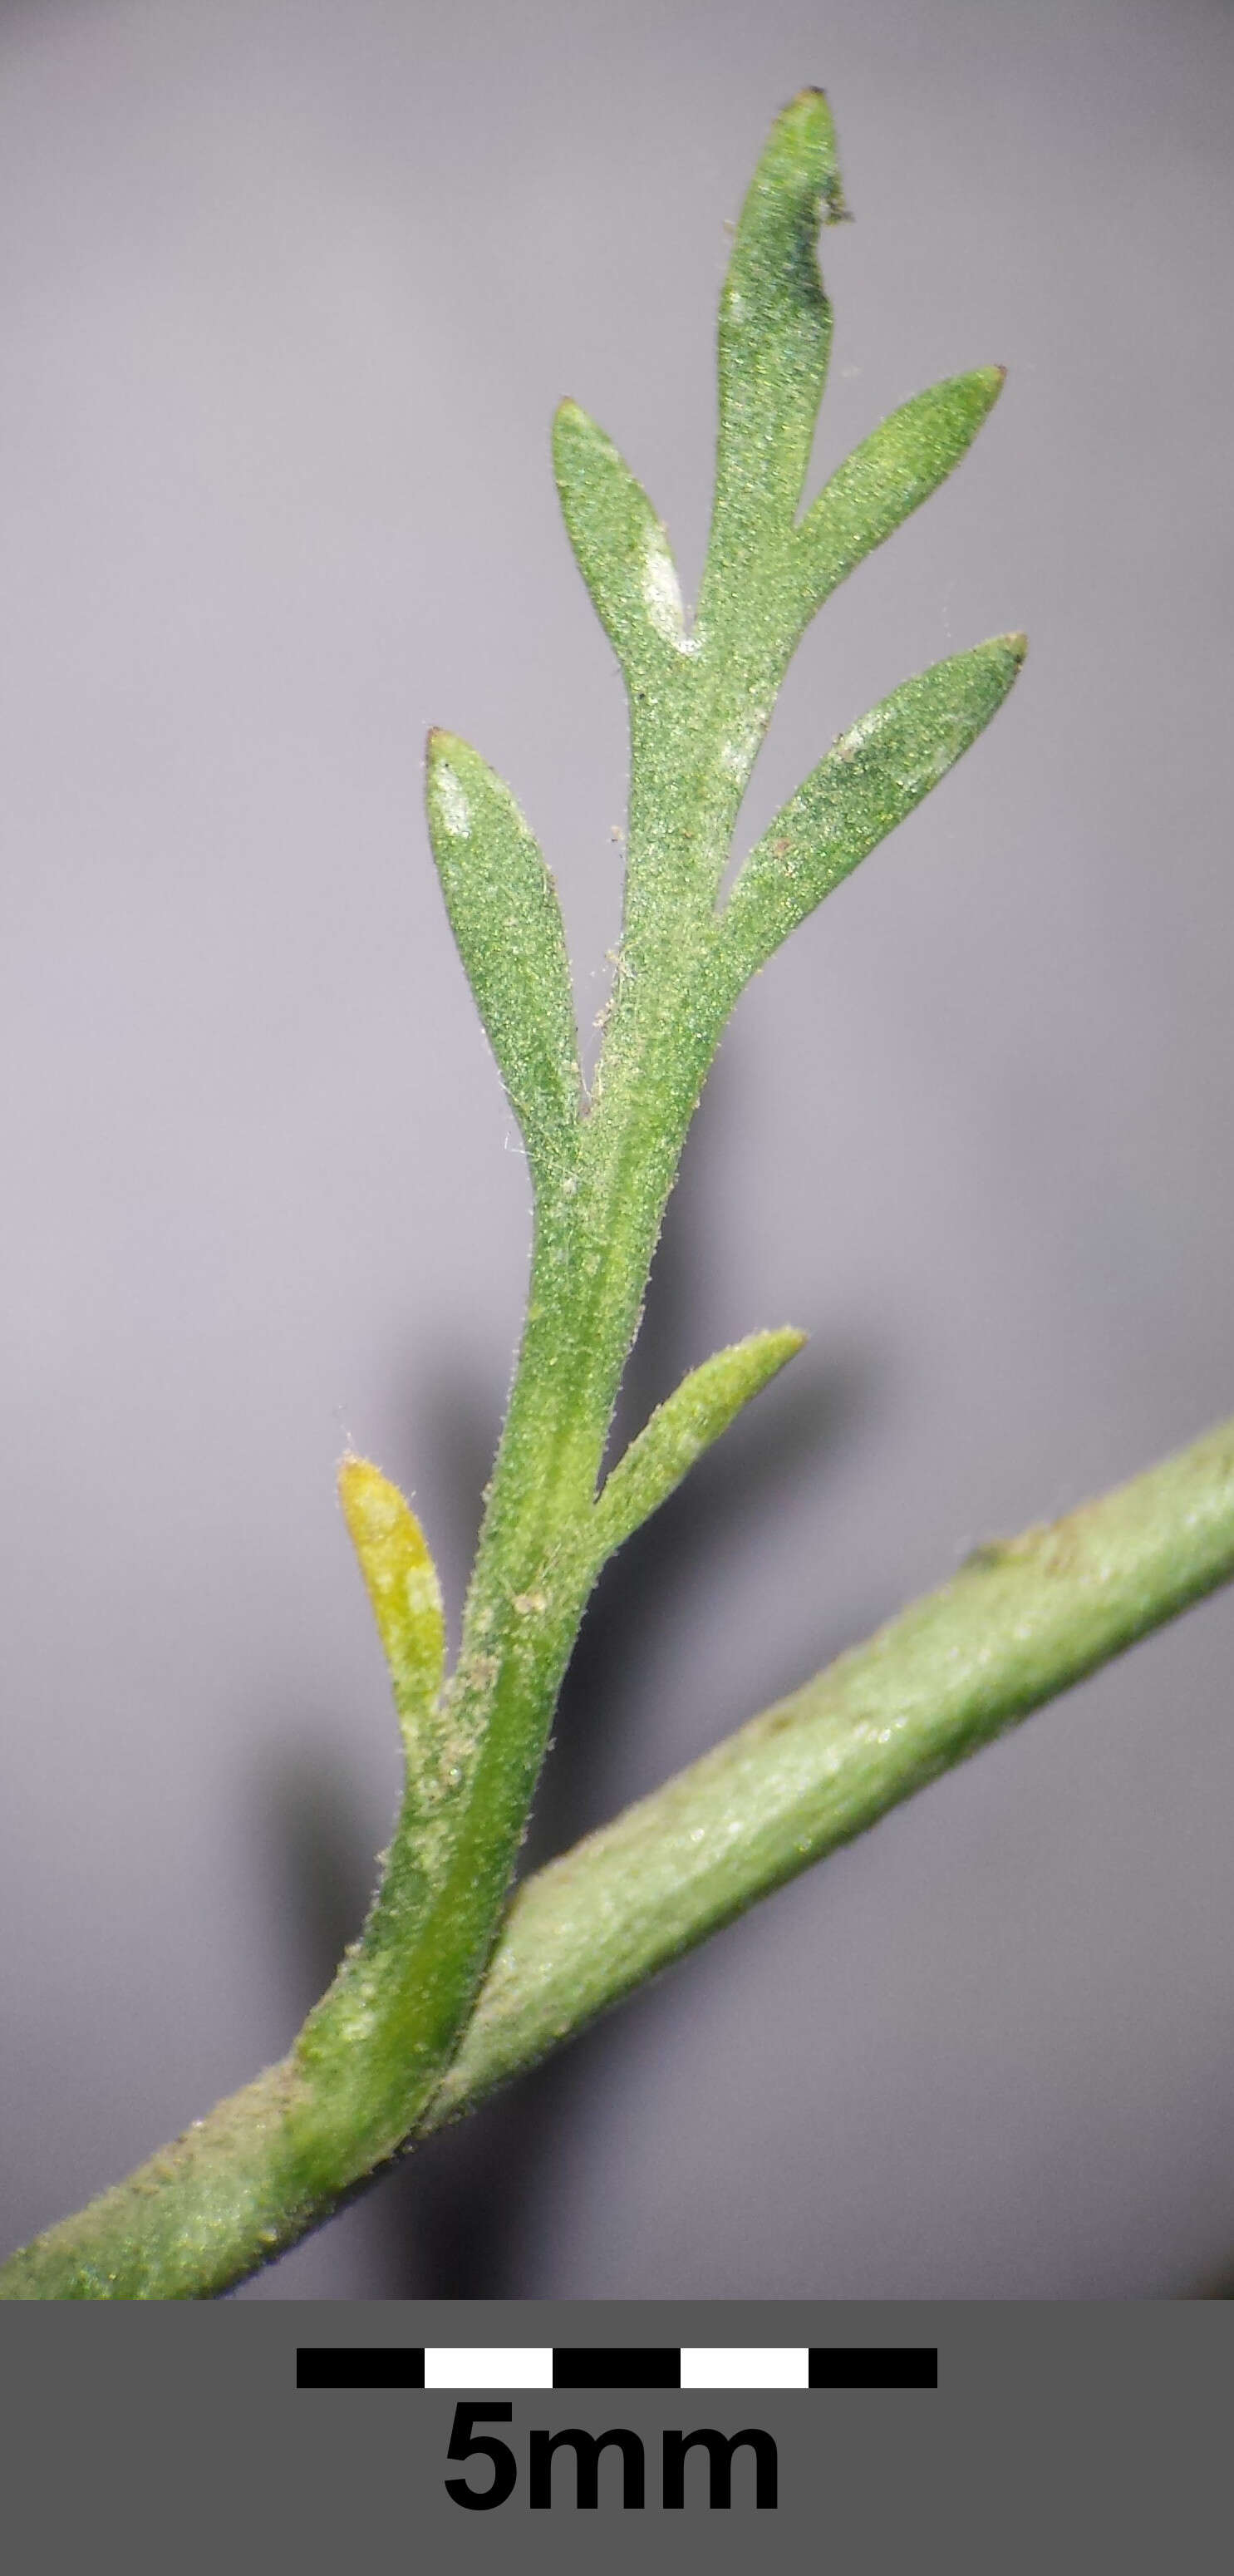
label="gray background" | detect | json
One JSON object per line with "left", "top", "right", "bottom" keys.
{"left": 7, "top": 2303, "right": 1227, "bottom": 2564}
{"left": 7, "top": 2298, "right": 1226, "bottom": 2555}
{"left": 1, "top": 0, "right": 1232, "bottom": 2299}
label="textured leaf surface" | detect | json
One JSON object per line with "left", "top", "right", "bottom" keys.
{"left": 553, "top": 399, "right": 693, "bottom": 685}
{"left": 425, "top": 731, "right": 580, "bottom": 1189}
{"left": 708, "top": 88, "right": 848, "bottom": 582}
{"left": 792, "top": 367, "right": 1005, "bottom": 629}
{"left": 0, "top": 90, "right": 1034, "bottom": 2306}
{"left": 719, "top": 636, "right": 1026, "bottom": 988}
{"left": 339, "top": 1458, "right": 445, "bottom": 1761}
{"left": 592, "top": 1327, "right": 805, "bottom": 1564}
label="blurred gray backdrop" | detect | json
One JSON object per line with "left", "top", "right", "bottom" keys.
{"left": 2, "top": 0, "right": 1232, "bottom": 2300}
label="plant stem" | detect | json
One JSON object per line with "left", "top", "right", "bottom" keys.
{"left": 433, "top": 1408, "right": 1234, "bottom": 2122}
{"left": 4, "top": 1408, "right": 1232, "bottom": 2298}
{"left": 288, "top": 639, "right": 761, "bottom": 2180}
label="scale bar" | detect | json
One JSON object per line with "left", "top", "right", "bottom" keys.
{"left": 553, "top": 2347, "right": 681, "bottom": 2389}
{"left": 809, "top": 2347, "right": 937, "bottom": 2390}
{"left": 297, "top": 2344, "right": 937, "bottom": 2392}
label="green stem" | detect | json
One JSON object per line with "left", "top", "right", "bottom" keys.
{"left": 5, "top": 1409, "right": 1232, "bottom": 2298}
{"left": 279, "top": 881, "right": 730, "bottom": 2193}
{"left": 434, "top": 1408, "right": 1234, "bottom": 2119}
{"left": 292, "top": 665, "right": 748, "bottom": 2148}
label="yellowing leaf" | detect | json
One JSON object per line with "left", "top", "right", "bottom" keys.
{"left": 339, "top": 1456, "right": 445, "bottom": 1759}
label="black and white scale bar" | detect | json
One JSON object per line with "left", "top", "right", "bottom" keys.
{"left": 297, "top": 2346, "right": 937, "bottom": 2392}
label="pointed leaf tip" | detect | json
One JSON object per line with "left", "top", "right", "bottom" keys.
{"left": 339, "top": 1456, "right": 445, "bottom": 1745}
{"left": 775, "top": 86, "right": 847, "bottom": 219}
{"left": 720, "top": 635, "right": 1025, "bottom": 988}
{"left": 706, "top": 94, "right": 847, "bottom": 572}
{"left": 790, "top": 366, "right": 1009, "bottom": 634}
{"left": 553, "top": 397, "right": 691, "bottom": 679}
{"left": 425, "top": 731, "right": 580, "bottom": 1190}
{"left": 592, "top": 1327, "right": 807, "bottom": 1567}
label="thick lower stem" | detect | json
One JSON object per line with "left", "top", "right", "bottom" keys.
{"left": 6, "top": 1409, "right": 1232, "bottom": 2298}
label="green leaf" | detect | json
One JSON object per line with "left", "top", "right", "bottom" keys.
{"left": 592, "top": 1327, "right": 805, "bottom": 1565}
{"left": 0, "top": 84, "right": 1035, "bottom": 2308}
{"left": 791, "top": 367, "right": 1005, "bottom": 632}
{"left": 705, "top": 89, "right": 848, "bottom": 589}
{"left": 425, "top": 731, "right": 581, "bottom": 1191}
{"left": 338, "top": 1456, "right": 445, "bottom": 1768}
{"left": 718, "top": 636, "right": 1026, "bottom": 988}
{"left": 553, "top": 400, "right": 695, "bottom": 686}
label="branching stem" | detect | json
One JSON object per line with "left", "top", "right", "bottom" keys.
{"left": 4, "top": 1411, "right": 1232, "bottom": 2298}
{"left": 6, "top": 89, "right": 1147, "bottom": 2303}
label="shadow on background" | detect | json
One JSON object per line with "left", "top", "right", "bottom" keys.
{"left": 259, "top": 1077, "right": 882, "bottom": 2293}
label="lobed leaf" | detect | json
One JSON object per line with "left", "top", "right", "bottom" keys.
{"left": 592, "top": 1327, "right": 805, "bottom": 1565}
{"left": 553, "top": 399, "right": 695, "bottom": 686}
{"left": 718, "top": 636, "right": 1026, "bottom": 988}
{"left": 706, "top": 88, "right": 848, "bottom": 588}
{"left": 338, "top": 1457, "right": 445, "bottom": 1765}
{"left": 425, "top": 731, "right": 581, "bottom": 1191}
{"left": 0, "top": 86, "right": 1035, "bottom": 2307}
{"left": 791, "top": 367, "right": 1006, "bottom": 632}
